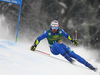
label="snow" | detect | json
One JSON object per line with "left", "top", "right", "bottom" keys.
{"left": 59, "top": 2, "right": 67, "bottom": 9}
{"left": 0, "top": 40, "right": 100, "bottom": 75}
{"left": 61, "top": 8, "right": 65, "bottom": 14}
{"left": 0, "top": 14, "right": 10, "bottom": 40}
{"left": 99, "top": 5, "right": 100, "bottom": 8}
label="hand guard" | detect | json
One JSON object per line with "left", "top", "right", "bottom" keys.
{"left": 71, "top": 39, "right": 78, "bottom": 46}
{"left": 30, "top": 45, "right": 36, "bottom": 51}
{"left": 30, "top": 39, "right": 39, "bottom": 51}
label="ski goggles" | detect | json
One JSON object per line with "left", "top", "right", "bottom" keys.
{"left": 51, "top": 26, "right": 59, "bottom": 30}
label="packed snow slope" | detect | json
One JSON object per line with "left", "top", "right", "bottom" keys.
{"left": 0, "top": 40, "right": 100, "bottom": 75}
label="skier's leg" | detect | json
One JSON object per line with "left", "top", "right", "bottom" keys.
{"left": 56, "top": 43, "right": 97, "bottom": 71}
{"left": 50, "top": 44, "right": 59, "bottom": 55}
{"left": 68, "top": 51, "right": 86, "bottom": 64}
{"left": 60, "top": 44, "right": 85, "bottom": 63}
{"left": 67, "top": 50, "right": 97, "bottom": 71}
{"left": 60, "top": 44, "right": 97, "bottom": 70}
{"left": 51, "top": 42, "right": 74, "bottom": 63}
{"left": 61, "top": 44, "right": 88, "bottom": 64}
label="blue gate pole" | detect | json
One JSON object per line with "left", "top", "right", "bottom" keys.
{"left": 15, "top": 1, "right": 22, "bottom": 43}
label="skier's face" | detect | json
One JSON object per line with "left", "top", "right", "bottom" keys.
{"left": 52, "top": 29, "right": 57, "bottom": 33}
{"left": 51, "top": 26, "right": 59, "bottom": 33}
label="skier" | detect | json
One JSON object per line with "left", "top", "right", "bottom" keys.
{"left": 30, "top": 20, "right": 97, "bottom": 71}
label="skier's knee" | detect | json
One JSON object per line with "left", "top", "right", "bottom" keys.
{"left": 51, "top": 46, "right": 59, "bottom": 55}
{"left": 51, "top": 50, "right": 59, "bottom": 55}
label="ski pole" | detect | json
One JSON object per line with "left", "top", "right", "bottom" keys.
{"left": 35, "top": 50, "right": 50, "bottom": 56}
{"left": 75, "top": 30, "right": 77, "bottom": 40}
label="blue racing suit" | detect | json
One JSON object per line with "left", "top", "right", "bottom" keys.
{"left": 35, "top": 29, "right": 92, "bottom": 68}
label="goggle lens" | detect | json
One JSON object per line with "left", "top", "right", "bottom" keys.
{"left": 51, "top": 26, "right": 59, "bottom": 30}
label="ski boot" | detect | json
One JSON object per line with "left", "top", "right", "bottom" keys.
{"left": 90, "top": 66, "right": 97, "bottom": 72}
{"left": 84, "top": 61, "right": 97, "bottom": 72}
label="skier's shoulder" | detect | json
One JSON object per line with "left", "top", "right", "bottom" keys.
{"left": 60, "top": 29, "right": 68, "bottom": 36}
{"left": 42, "top": 30, "right": 48, "bottom": 35}
{"left": 60, "top": 29, "right": 66, "bottom": 33}
{"left": 38, "top": 30, "right": 48, "bottom": 38}
{"left": 47, "top": 29, "right": 51, "bottom": 32}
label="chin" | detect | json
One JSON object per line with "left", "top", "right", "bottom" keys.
{"left": 52, "top": 31, "right": 57, "bottom": 33}
{"left": 52, "top": 30, "right": 57, "bottom": 33}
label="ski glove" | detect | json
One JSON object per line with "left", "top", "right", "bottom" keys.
{"left": 30, "top": 39, "right": 39, "bottom": 51}
{"left": 71, "top": 39, "right": 78, "bottom": 46}
{"left": 68, "top": 35, "right": 78, "bottom": 45}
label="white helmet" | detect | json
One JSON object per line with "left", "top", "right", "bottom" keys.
{"left": 50, "top": 20, "right": 60, "bottom": 27}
